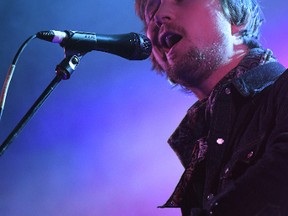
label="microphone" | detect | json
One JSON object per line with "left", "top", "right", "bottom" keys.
{"left": 36, "top": 30, "right": 152, "bottom": 60}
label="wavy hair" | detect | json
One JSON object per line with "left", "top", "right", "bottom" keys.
{"left": 135, "top": 0, "right": 264, "bottom": 48}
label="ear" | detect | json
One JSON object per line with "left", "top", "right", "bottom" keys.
{"left": 231, "top": 23, "right": 245, "bottom": 36}
{"left": 231, "top": 24, "right": 246, "bottom": 45}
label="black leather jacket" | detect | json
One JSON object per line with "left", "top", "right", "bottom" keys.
{"left": 161, "top": 61, "right": 288, "bottom": 216}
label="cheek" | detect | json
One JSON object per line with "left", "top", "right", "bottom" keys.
{"left": 146, "top": 23, "right": 158, "bottom": 45}
{"left": 151, "top": 47, "right": 167, "bottom": 70}
{"left": 146, "top": 26, "right": 166, "bottom": 64}
{"left": 180, "top": 3, "right": 226, "bottom": 40}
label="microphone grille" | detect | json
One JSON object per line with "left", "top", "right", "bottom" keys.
{"left": 131, "top": 33, "right": 152, "bottom": 60}
{"left": 140, "top": 34, "right": 152, "bottom": 60}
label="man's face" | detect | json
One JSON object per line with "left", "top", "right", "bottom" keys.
{"left": 144, "top": 0, "right": 235, "bottom": 89}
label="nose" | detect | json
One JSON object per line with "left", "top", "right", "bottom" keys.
{"left": 154, "top": 2, "right": 175, "bottom": 27}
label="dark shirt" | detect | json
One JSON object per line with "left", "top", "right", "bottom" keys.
{"left": 160, "top": 48, "right": 288, "bottom": 216}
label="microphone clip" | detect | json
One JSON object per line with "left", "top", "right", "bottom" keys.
{"left": 55, "top": 53, "right": 83, "bottom": 80}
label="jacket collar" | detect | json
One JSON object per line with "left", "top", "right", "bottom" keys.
{"left": 232, "top": 62, "right": 286, "bottom": 97}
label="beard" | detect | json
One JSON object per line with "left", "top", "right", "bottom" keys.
{"left": 165, "top": 42, "right": 225, "bottom": 90}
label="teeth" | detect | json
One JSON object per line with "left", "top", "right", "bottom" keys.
{"left": 165, "top": 35, "right": 173, "bottom": 48}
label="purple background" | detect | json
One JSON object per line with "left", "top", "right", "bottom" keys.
{"left": 0, "top": 1, "right": 287, "bottom": 216}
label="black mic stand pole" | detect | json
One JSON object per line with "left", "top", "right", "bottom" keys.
{"left": 0, "top": 53, "right": 83, "bottom": 156}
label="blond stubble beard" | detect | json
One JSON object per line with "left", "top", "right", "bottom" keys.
{"left": 165, "top": 42, "right": 225, "bottom": 90}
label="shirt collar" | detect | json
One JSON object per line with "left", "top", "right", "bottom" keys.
{"left": 211, "top": 48, "right": 286, "bottom": 97}
{"left": 232, "top": 61, "right": 286, "bottom": 96}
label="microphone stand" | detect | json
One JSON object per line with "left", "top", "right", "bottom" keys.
{"left": 0, "top": 52, "right": 83, "bottom": 156}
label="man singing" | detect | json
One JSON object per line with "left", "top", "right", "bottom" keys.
{"left": 135, "top": 0, "right": 288, "bottom": 215}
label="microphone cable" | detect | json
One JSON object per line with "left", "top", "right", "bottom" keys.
{"left": 0, "top": 34, "right": 37, "bottom": 121}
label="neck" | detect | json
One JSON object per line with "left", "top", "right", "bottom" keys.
{"left": 191, "top": 45, "right": 249, "bottom": 100}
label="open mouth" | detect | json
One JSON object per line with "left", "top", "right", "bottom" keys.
{"left": 160, "top": 32, "right": 183, "bottom": 52}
